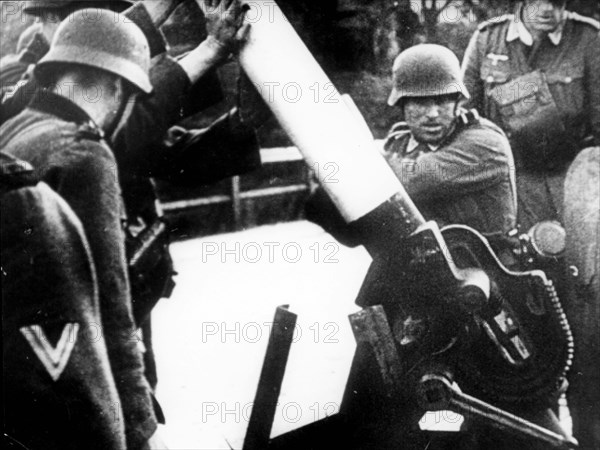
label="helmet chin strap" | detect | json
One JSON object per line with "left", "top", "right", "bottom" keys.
{"left": 453, "top": 99, "right": 463, "bottom": 118}
{"left": 106, "top": 81, "right": 137, "bottom": 144}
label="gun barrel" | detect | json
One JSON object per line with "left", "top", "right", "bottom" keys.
{"left": 235, "top": 1, "right": 424, "bottom": 244}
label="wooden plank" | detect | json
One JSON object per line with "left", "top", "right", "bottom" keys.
{"left": 160, "top": 185, "right": 309, "bottom": 212}
{"left": 239, "top": 184, "right": 308, "bottom": 199}
{"left": 160, "top": 195, "right": 231, "bottom": 212}
{"left": 231, "top": 176, "right": 242, "bottom": 231}
{"left": 259, "top": 147, "right": 304, "bottom": 163}
{"left": 243, "top": 306, "right": 297, "bottom": 450}
{"left": 348, "top": 305, "right": 403, "bottom": 395}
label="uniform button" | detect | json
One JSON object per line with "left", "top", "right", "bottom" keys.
{"left": 487, "top": 76, "right": 494, "bottom": 83}
{"left": 565, "top": 76, "right": 572, "bottom": 83}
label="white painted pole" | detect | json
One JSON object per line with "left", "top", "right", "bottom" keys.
{"left": 232, "top": 1, "right": 408, "bottom": 223}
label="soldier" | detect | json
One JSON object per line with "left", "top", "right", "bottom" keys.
{"left": 461, "top": 0, "right": 600, "bottom": 231}
{"left": 382, "top": 44, "right": 516, "bottom": 240}
{"left": 0, "top": 10, "right": 157, "bottom": 449}
{"left": 307, "top": 44, "right": 517, "bottom": 255}
{"left": 1, "top": 0, "right": 259, "bottom": 391}
{"left": 1, "top": 1, "right": 132, "bottom": 99}
{"left": 308, "top": 45, "right": 569, "bottom": 449}
{"left": 462, "top": 3, "right": 600, "bottom": 447}
{"left": 1, "top": 153, "right": 126, "bottom": 450}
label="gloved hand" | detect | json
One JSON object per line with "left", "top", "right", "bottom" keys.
{"left": 201, "top": 0, "right": 250, "bottom": 54}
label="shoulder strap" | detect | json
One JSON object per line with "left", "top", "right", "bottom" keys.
{"left": 477, "top": 14, "right": 513, "bottom": 32}
{"left": 0, "top": 153, "right": 38, "bottom": 195}
{"left": 567, "top": 11, "right": 600, "bottom": 31}
{"left": 384, "top": 122, "right": 411, "bottom": 152}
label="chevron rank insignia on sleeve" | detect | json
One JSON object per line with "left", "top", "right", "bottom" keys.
{"left": 20, "top": 323, "right": 80, "bottom": 381}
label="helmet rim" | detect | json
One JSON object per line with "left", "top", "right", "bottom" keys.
{"left": 37, "top": 45, "right": 153, "bottom": 93}
{"left": 34, "top": 8, "right": 152, "bottom": 94}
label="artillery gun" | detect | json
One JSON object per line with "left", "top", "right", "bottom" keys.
{"left": 203, "top": 2, "right": 577, "bottom": 448}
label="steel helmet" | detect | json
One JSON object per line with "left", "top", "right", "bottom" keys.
{"left": 24, "top": 1, "right": 132, "bottom": 16}
{"left": 387, "top": 44, "right": 469, "bottom": 106}
{"left": 35, "top": 8, "right": 152, "bottom": 93}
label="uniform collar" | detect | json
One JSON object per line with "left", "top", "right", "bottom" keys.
{"left": 28, "top": 90, "right": 96, "bottom": 126}
{"left": 404, "top": 116, "right": 466, "bottom": 154}
{"left": 507, "top": 3, "right": 566, "bottom": 46}
{"left": 406, "top": 135, "right": 439, "bottom": 153}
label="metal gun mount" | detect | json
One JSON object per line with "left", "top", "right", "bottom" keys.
{"left": 226, "top": 2, "right": 575, "bottom": 447}
{"left": 242, "top": 222, "right": 576, "bottom": 450}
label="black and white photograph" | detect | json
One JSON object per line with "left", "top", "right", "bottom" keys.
{"left": 1, "top": 0, "right": 599, "bottom": 449}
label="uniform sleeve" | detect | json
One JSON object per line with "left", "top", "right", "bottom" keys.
{"left": 53, "top": 145, "right": 157, "bottom": 449}
{"left": 385, "top": 126, "right": 510, "bottom": 202}
{"left": 1, "top": 183, "right": 128, "bottom": 450}
{"left": 150, "top": 110, "right": 261, "bottom": 185}
{"left": 462, "top": 29, "right": 485, "bottom": 113}
{"left": 1, "top": 33, "right": 46, "bottom": 124}
{"left": 1, "top": 70, "right": 38, "bottom": 126}
{"left": 584, "top": 29, "right": 600, "bottom": 143}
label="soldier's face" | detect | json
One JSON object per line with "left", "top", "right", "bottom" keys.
{"left": 522, "top": 0, "right": 566, "bottom": 33}
{"left": 403, "top": 95, "right": 457, "bottom": 145}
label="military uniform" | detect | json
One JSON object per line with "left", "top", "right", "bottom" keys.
{"left": 306, "top": 110, "right": 517, "bottom": 249}
{"left": 0, "top": 92, "right": 157, "bottom": 450}
{"left": 461, "top": 7, "right": 600, "bottom": 229}
{"left": 1, "top": 3, "right": 260, "bottom": 319}
{"left": 1, "top": 1, "right": 261, "bottom": 389}
{"left": 1, "top": 153, "right": 127, "bottom": 450}
{"left": 383, "top": 109, "right": 516, "bottom": 238}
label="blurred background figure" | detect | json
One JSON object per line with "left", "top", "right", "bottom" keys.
{"left": 461, "top": 0, "right": 599, "bottom": 230}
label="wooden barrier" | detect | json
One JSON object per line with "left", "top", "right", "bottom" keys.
{"left": 160, "top": 147, "right": 315, "bottom": 231}
{"left": 160, "top": 143, "right": 386, "bottom": 232}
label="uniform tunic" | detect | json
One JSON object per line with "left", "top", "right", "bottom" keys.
{"left": 0, "top": 93, "right": 157, "bottom": 449}
{"left": 1, "top": 154, "right": 127, "bottom": 450}
{"left": 461, "top": 8, "right": 600, "bottom": 229}
{"left": 0, "top": 1, "right": 260, "bottom": 388}
{"left": 306, "top": 111, "right": 517, "bottom": 248}
{"left": 383, "top": 112, "right": 516, "bottom": 238}
{"left": 0, "top": 5, "right": 260, "bottom": 323}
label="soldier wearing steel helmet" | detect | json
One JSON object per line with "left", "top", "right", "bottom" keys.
{"left": 1, "top": 0, "right": 257, "bottom": 395}
{"left": 383, "top": 44, "right": 517, "bottom": 241}
{"left": 383, "top": 45, "right": 569, "bottom": 450}
{"left": 0, "top": 1, "right": 132, "bottom": 92}
{"left": 307, "top": 44, "right": 517, "bottom": 253}
{"left": 0, "top": 9, "right": 157, "bottom": 449}
{"left": 22, "top": 1, "right": 132, "bottom": 46}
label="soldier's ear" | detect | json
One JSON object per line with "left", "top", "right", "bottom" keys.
{"left": 115, "top": 78, "right": 126, "bottom": 104}
{"left": 454, "top": 96, "right": 467, "bottom": 115}
{"left": 108, "top": 77, "right": 129, "bottom": 105}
